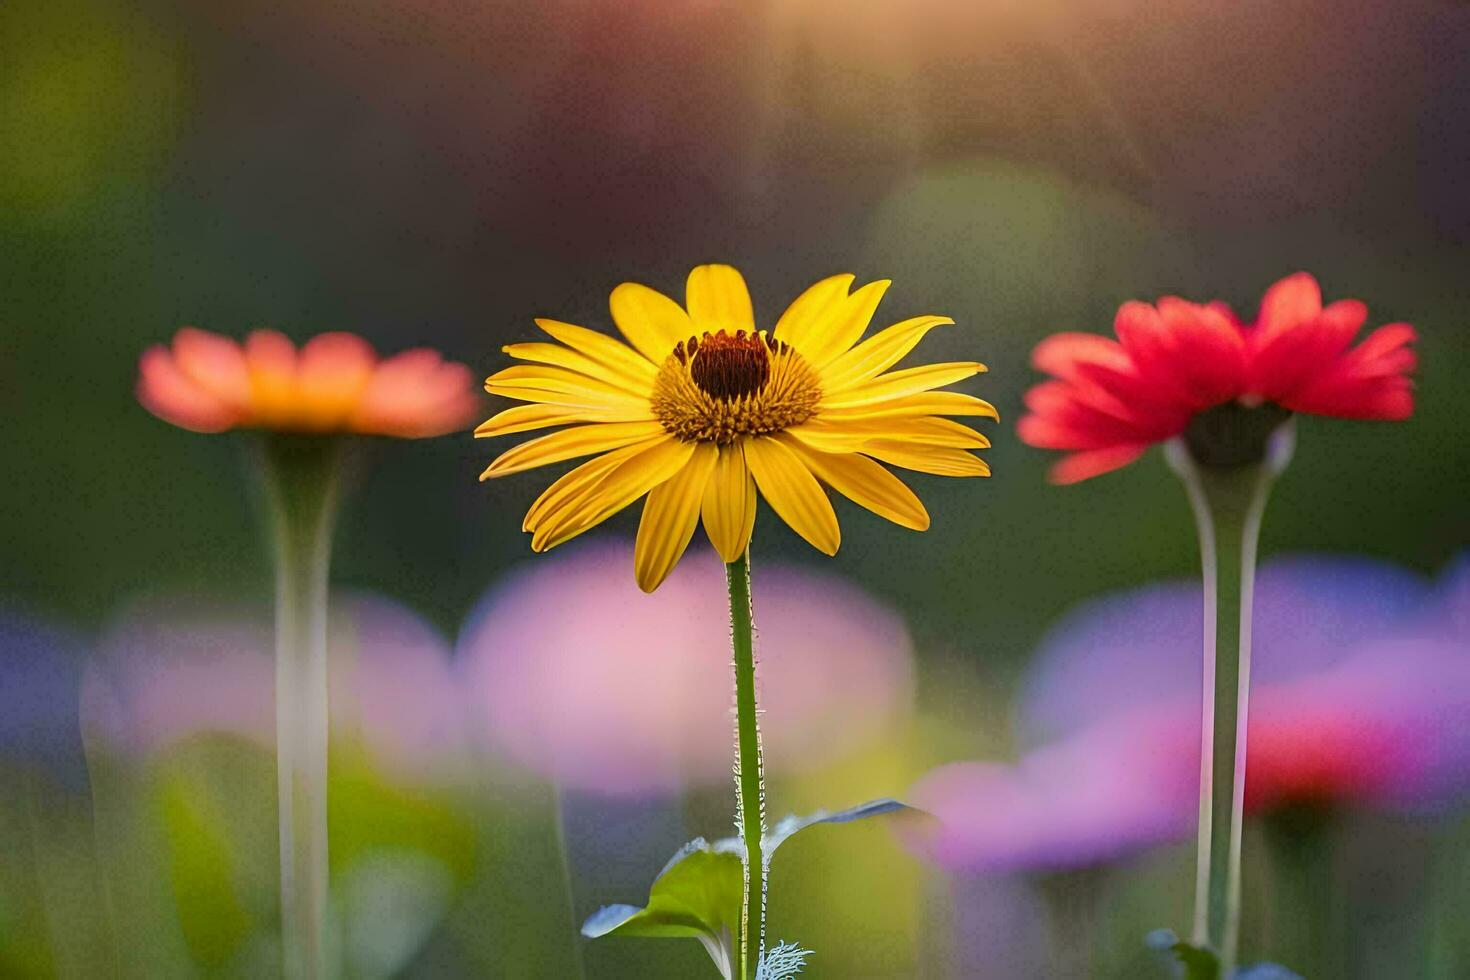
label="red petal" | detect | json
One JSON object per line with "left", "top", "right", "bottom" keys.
{"left": 1022, "top": 381, "right": 1165, "bottom": 445}
{"left": 1157, "top": 298, "right": 1248, "bottom": 407}
{"left": 1255, "top": 272, "right": 1322, "bottom": 345}
{"left": 1032, "top": 332, "right": 1131, "bottom": 380}
{"left": 1345, "top": 322, "right": 1417, "bottom": 370}
{"left": 1047, "top": 445, "right": 1149, "bottom": 485}
{"left": 1018, "top": 414, "right": 1117, "bottom": 451}
{"left": 1113, "top": 301, "right": 1181, "bottom": 393}
{"left": 1250, "top": 299, "right": 1368, "bottom": 398}
{"left": 1277, "top": 320, "right": 1417, "bottom": 420}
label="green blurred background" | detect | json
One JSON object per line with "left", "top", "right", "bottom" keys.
{"left": 2, "top": 0, "right": 1468, "bottom": 976}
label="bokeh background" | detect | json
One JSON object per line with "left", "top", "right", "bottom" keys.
{"left": 3, "top": 0, "right": 1469, "bottom": 976}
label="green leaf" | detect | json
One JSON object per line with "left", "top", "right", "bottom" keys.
{"left": 582, "top": 798, "right": 917, "bottom": 978}
{"left": 761, "top": 798, "right": 915, "bottom": 857}
{"left": 1145, "top": 929, "right": 1219, "bottom": 980}
{"left": 581, "top": 839, "right": 743, "bottom": 978}
{"left": 1144, "top": 930, "right": 1303, "bottom": 980}
{"left": 158, "top": 770, "right": 255, "bottom": 966}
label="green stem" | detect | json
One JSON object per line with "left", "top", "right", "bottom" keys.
{"left": 551, "top": 787, "right": 588, "bottom": 980}
{"left": 726, "top": 551, "right": 766, "bottom": 980}
{"left": 1036, "top": 868, "right": 1106, "bottom": 978}
{"left": 259, "top": 435, "right": 342, "bottom": 980}
{"left": 1264, "top": 806, "right": 1340, "bottom": 977}
{"left": 1167, "top": 425, "right": 1291, "bottom": 978}
{"left": 1428, "top": 815, "right": 1470, "bottom": 978}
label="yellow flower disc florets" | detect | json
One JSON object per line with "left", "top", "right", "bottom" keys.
{"left": 651, "top": 329, "right": 821, "bottom": 444}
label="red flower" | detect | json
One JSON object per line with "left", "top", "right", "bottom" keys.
{"left": 1018, "top": 273, "right": 1417, "bottom": 484}
{"left": 1243, "top": 705, "right": 1406, "bottom": 814}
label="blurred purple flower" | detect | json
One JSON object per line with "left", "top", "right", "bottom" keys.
{"left": 909, "top": 554, "right": 1470, "bottom": 875}
{"left": 1417, "top": 553, "right": 1470, "bottom": 641}
{"left": 82, "top": 591, "right": 466, "bottom": 779}
{"left": 1018, "top": 556, "right": 1428, "bottom": 747}
{"left": 455, "top": 539, "right": 914, "bottom": 797}
{"left": 0, "top": 609, "right": 90, "bottom": 791}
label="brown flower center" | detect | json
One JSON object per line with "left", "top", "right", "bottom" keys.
{"left": 653, "top": 330, "right": 821, "bottom": 444}
{"left": 682, "top": 330, "right": 772, "bottom": 401}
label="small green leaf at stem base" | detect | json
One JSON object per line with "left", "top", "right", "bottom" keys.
{"left": 1146, "top": 930, "right": 1303, "bottom": 980}
{"left": 1147, "top": 930, "right": 1220, "bottom": 980}
{"left": 581, "top": 842, "right": 743, "bottom": 978}
{"left": 582, "top": 799, "right": 918, "bottom": 978}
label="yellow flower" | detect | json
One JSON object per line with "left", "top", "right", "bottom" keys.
{"left": 477, "top": 264, "right": 996, "bottom": 591}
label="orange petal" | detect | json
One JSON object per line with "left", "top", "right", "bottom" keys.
{"left": 137, "top": 346, "right": 240, "bottom": 432}
{"left": 172, "top": 328, "right": 252, "bottom": 412}
{"left": 353, "top": 350, "right": 475, "bottom": 437}
{"left": 244, "top": 330, "right": 299, "bottom": 427}
{"left": 297, "top": 332, "right": 376, "bottom": 430}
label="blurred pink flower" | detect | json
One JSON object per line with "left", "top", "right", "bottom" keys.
{"left": 82, "top": 591, "right": 466, "bottom": 780}
{"left": 455, "top": 539, "right": 914, "bottom": 796}
{"left": 1246, "top": 638, "right": 1470, "bottom": 811}
{"left": 911, "top": 707, "right": 1198, "bottom": 874}
{"left": 909, "top": 555, "right": 1470, "bottom": 874}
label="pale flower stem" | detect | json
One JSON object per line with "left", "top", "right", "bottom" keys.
{"left": 1176, "top": 454, "right": 1221, "bottom": 952}
{"left": 726, "top": 550, "right": 767, "bottom": 980}
{"left": 261, "top": 436, "right": 342, "bottom": 980}
{"left": 1167, "top": 434, "right": 1285, "bottom": 977}
{"left": 551, "top": 787, "right": 588, "bottom": 980}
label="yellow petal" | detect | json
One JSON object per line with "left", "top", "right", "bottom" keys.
{"left": 772, "top": 274, "right": 855, "bottom": 353}
{"left": 522, "top": 442, "right": 653, "bottom": 530}
{"left": 685, "top": 264, "right": 754, "bottom": 333}
{"left": 535, "top": 318, "right": 660, "bottom": 380}
{"left": 743, "top": 435, "right": 840, "bottom": 555}
{"left": 789, "top": 416, "right": 991, "bottom": 451}
{"left": 861, "top": 441, "right": 991, "bottom": 477}
{"left": 475, "top": 404, "right": 596, "bottom": 439}
{"left": 783, "top": 420, "right": 872, "bottom": 454}
{"left": 486, "top": 364, "right": 641, "bottom": 400}
{"left": 793, "top": 279, "right": 890, "bottom": 369}
{"left": 700, "top": 442, "right": 756, "bottom": 563}
{"left": 503, "top": 340, "right": 654, "bottom": 395}
{"left": 818, "top": 390, "right": 1001, "bottom": 422}
{"left": 532, "top": 437, "right": 697, "bottom": 552}
{"left": 610, "top": 282, "right": 693, "bottom": 363}
{"left": 778, "top": 433, "right": 929, "bottom": 531}
{"left": 738, "top": 476, "right": 757, "bottom": 558}
{"left": 819, "top": 361, "right": 986, "bottom": 409}
{"left": 634, "top": 442, "right": 719, "bottom": 591}
{"left": 484, "top": 384, "right": 654, "bottom": 415}
{"left": 886, "top": 417, "right": 992, "bottom": 448}
{"left": 819, "top": 315, "right": 954, "bottom": 393}
{"left": 481, "top": 420, "right": 669, "bottom": 478}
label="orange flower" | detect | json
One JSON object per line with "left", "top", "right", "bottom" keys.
{"left": 137, "top": 328, "right": 478, "bottom": 437}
